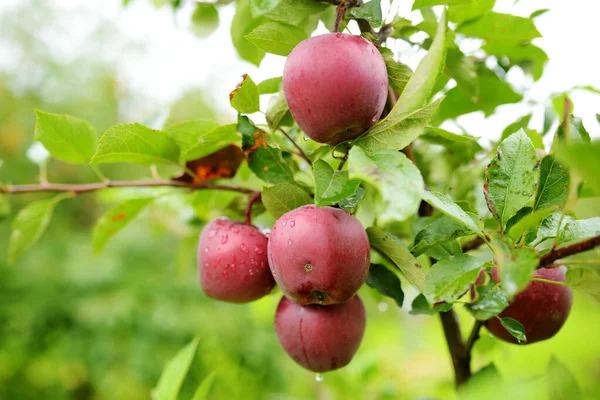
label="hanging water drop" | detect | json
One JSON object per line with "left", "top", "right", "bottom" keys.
{"left": 315, "top": 373, "right": 324, "bottom": 382}
{"left": 303, "top": 134, "right": 309, "bottom": 141}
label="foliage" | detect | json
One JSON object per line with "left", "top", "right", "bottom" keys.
{"left": 1, "top": 0, "right": 599, "bottom": 399}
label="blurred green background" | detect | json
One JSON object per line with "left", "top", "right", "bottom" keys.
{"left": 1, "top": 1, "right": 599, "bottom": 399}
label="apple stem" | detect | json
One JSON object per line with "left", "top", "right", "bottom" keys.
{"left": 334, "top": 5, "right": 345, "bottom": 33}
{"left": 531, "top": 277, "right": 570, "bottom": 287}
{"left": 245, "top": 192, "right": 262, "bottom": 226}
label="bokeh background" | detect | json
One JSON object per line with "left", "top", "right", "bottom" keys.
{"left": 1, "top": 0, "right": 599, "bottom": 399}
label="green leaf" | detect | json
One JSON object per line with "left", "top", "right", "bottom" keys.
{"left": 174, "top": 124, "right": 240, "bottom": 162}
{"left": 245, "top": 22, "right": 307, "bottom": 56}
{"left": 366, "top": 263, "right": 404, "bottom": 307}
{"left": 499, "top": 317, "right": 527, "bottom": 343}
{"left": 448, "top": 0, "right": 494, "bottom": 23}
{"left": 435, "top": 66, "right": 522, "bottom": 122}
{"left": 501, "top": 114, "right": 532, "bottom": 142}
{"left": 0, "top": 194, "right": 10, "bottom": 221}
{"left": 349, "top": 0, "right": 383, "bottom": 28}
{"left": 554, "top": 141, "right": 600, "bottom": 196}
{"left": 422, "top": 191, "right": 485, "bottom": 237}
{"left": 483, "top": 42, "right": 548, "bottom": 81}
{"left": 257, "top": 77, "right": 282, "bottom": 94}
{"left": 394, "top": 10, "right": 446, "bottom": 116}
{"left": 508, "top": 206, "right": 557, "bottom": 242}
{"left": 367, "top": 227, "right": 426, "bottom": 292}
{"left": 8, "top": 193, "right": 73, "bottom": 264}
{"left": 496, "top": 245, "right": 538, "bottom": 297}
{"left": 356, "top": 100, "right": 441, "bottom": 155}
{"left": 547, "top": 357, "right": 582, "bottom": 400}
{"left": 533, "top": 155, "right": 569, "bottom": 211}
{"left": 484, "top": 130, "right": 539, "bottom": 228}
{"left": 265, "top": 93, "right": 289, "bottom": 131}
{"left": 92, "top": 197, "right": 155, "bottom": 253}
{"left": 250, "top": 0, "right": 281, "bottom": 16}
{"left": 230, "top": 75, "right": 260, "bottom": 114}
{"left": 558, "top": 217, "right": 600, "bottom": 244}
{"left": 34, "top": 110, "right": 97, "bottom": 164}
{"left": 412, "top": 216, "right": 473, "bottom": 257}
{"left": 445, "top": 48, "right": 478, "bottom": 101}
{"left": 425, "top": 127, "right": 479, "bottom": 143}
{"left": 533, "top": 212, "right": 571, "bottom": 244}
{"left": 456, "top": 12, "right": 541, "bottom": 42}
{"left": 349, "top": 148, "right": 424, "bottom": 223}
{"left": 566, "top": 267, "right": 600, "bottom": 303}
{"left": 262, "top": 183, "right": 312, "bottom": 219}
{"left": 231, "top": 0, "right": 266, "bottom": 66}
{"left": 153, "top": 338, "right": 199, "bottom": 400}
{"left": 424, "top": 254, "right": 482, "bottom": 304}
{"left": 190, "top": 4, "right": 219, "bottom": 38}
{"left": 379, "top": 47, "right": 412, "bottom": 96}
{"left": 265, "top": 0, "right": 327, "bottom": 26}
{"left": 165, "top": 120, "right": 218, "bottom": 155}
{"left": 467, "top": 280, "right": 509, "bottom": 320}
{"left": 338, "top": 185, "right": 365, "bottom": 213}
{"left": 91, "top": 123, "right": 180, "bottom": 166}
{"left": 248, "top": 146, "right": 295, "bottom": 184}
{"left": 313, "top": 159, "right": 360, "bottom": 207}
{"left": 191, "top": 372, "right": 217, "bottom": 400}
{"left": 410, "top": 294, "right": 436, "bottom": 315}
{"left": 413, "top": 0, "right": 473, "bottom": 11}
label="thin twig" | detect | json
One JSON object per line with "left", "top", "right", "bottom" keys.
{"left": 278, "top": 128, "right": 312, "bottom": 166}
{"left": 0, "top": 180, "right": 256, "bottom": 195}
{"left": 245, "top": 192, "right": 262, "bottom": 226}
{"left": 539, "top": 235, "right": 600, "bottom": 268}
{"left": 462, "top": 236, "right": 485, "bottom": 253}
{"left": 464, "top": 320, "right": 484, "bottom": 356}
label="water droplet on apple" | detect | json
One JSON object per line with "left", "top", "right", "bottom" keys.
{"left": 221, "top": 234, "right": 228, "bottom": 244}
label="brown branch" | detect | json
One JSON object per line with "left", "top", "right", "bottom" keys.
{"left": 0, "top": 180, "right": 256, "bottom": 195}
{"left": 462, "top": 236, "right": 485, "bottom": 253}
{"left": 245, "top": 192, "right": 262, "bottom": 226}
{"left": 464, "top": 320, "right": 484, "bottom": 356}
{"left": 278, "top": 128, "right": 312, "bottom": 166}
{"left": 439, "top": 310, "right": 471, "bottom": 386}
{"left": 539, "top": 235, "right": 600, "bottom": 268}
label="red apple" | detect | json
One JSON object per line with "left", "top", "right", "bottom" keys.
{"left": 198, "top": 218, "right": 275, "bottom": 303}
{"left": 283, "top": 33, "right": 388, "bottom": 145}
{"left": 477, "top": 267, "right": 573, "bottom": 344}
{"left": 275, "top": 295, "right": 366, "bottom": 372}
{"left": 268, "top": 205, "right": 370, "bottom": 305}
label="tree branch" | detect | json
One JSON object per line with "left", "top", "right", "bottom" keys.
{"left": 0, "top": 180, "right": 256, "bottom": 195}
{"left": 464, "top": 320, "right": 484, "bottom": 356}
{"left": 539, "top": 235, "right": 600, "bottom": 268}
{"left": 462, "top": 236, "right": 485, "bottom": 253}
{"left": 439, "top": 310, "right": 471, "bottom": 386}
{"left": 278, "top": 128, "right": 313, "bottom": 166}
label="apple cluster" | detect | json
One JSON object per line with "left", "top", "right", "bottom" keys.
{"left": 198, "top": 205, "right": 370, "bottom": 373}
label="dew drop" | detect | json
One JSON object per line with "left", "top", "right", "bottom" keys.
{"left": 221, "top": 234, "right": 228, "bottom": 244}
{"left": 315, "top": 373, "right": 324, "bottom": 382}
{"left": 288, "top": 239, "right": 293, "bottom": 245}
{"left": 204, "top": 247, "right": 209, "bottom": 253}
{"left": 303, "top": 134, "right": 309, "bottom": 141}
{"left": 282, "top": 221, "right": 287, "bottom": 227}
{"left": 290, "top": 220, "right": 295, "bottom": 227}
{"left": 255, "top": 245, "right": 264, "bottom": 255}
{"left": 378, "top": 302, "right": 388, "bottom": 312}
{"left": 209, "top": 230, "right": 217, "bottom": 237}
{"left": 240, "top": 243, "right": 248, "bottom": 253}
